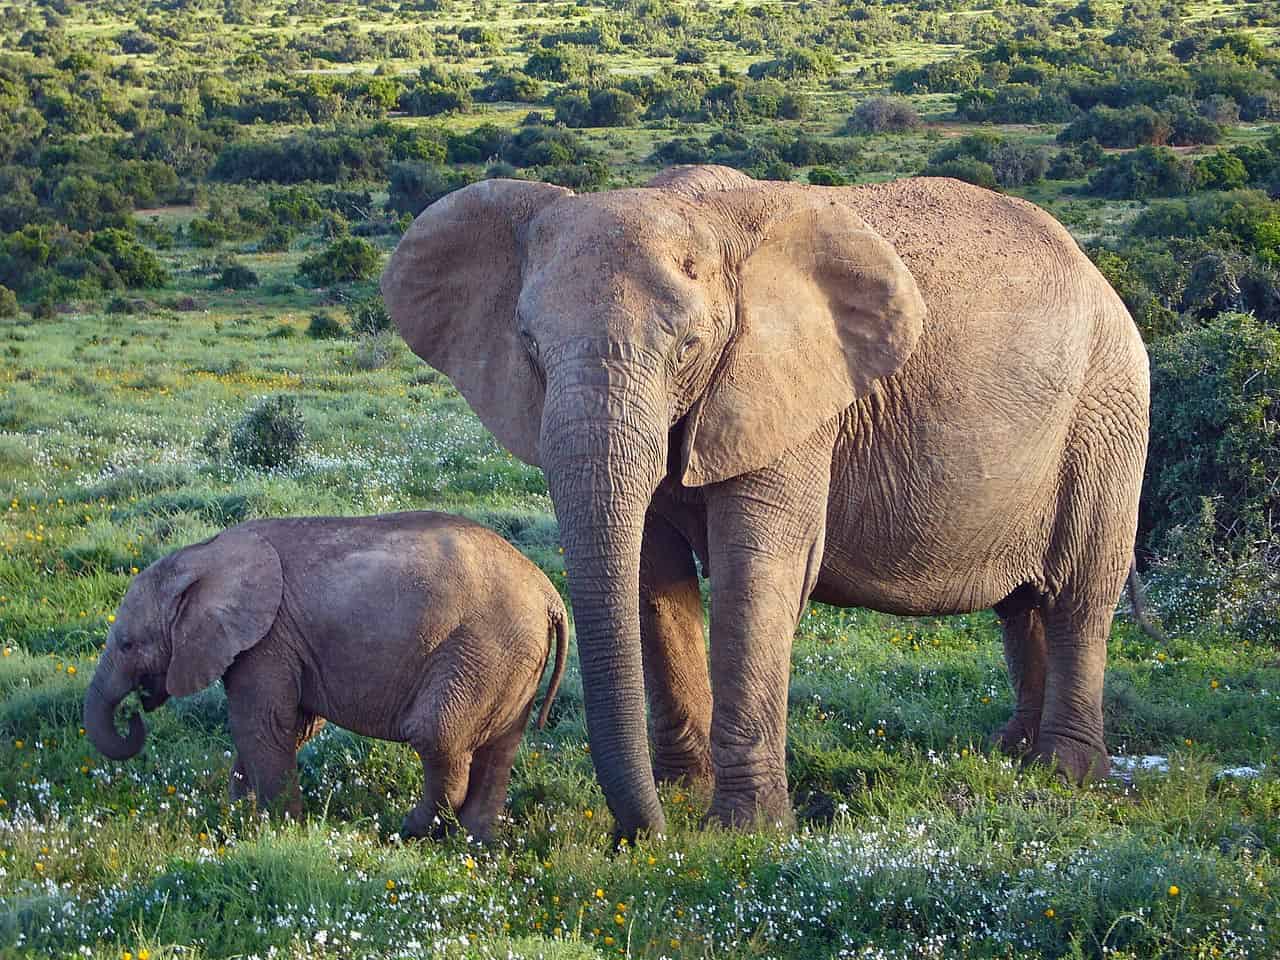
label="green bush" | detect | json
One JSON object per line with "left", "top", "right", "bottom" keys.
{"left": 847, "top": 97, "right": 921, "bottom": 134}
{"left": 89, "top": 229, "right": 169, "bottom": 288}
{"left": 921, "top": 157, "right": 996, "bottom": 189}
{"left": 214, "top": 263, "right": 259, "bottom": 290}
{"left": 1143, "top": 313, "right": 1280, "bottom": 558}
{"left": 0, "top": 285, "right": 17, "bottom": 317}
{"left": 297, "top": 237, "right": 381, "bottom": 286}
{"left": 347, "top": 295, "right": 391, "bottom": 336}
{"left": 307, "top": 311, "right": 346, "bottom": 339}
{"left": 229, "top": 395, "right": 306, "bottom": 470}
{"left": 808, "top": 166, "right": 849, "bottom": 186}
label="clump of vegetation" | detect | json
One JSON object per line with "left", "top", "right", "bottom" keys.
{"left": 347, "top": 295, "right": 391, "bottom": 336}
{"left": 214, "top": 263, "right": 260, "bottom": 290}
{"left": 228, "top": 395, "right": 306, "bottom": 470}
{"left": 307, "top": 311, "right": 346, "bottom": 339}
{"left": 0, "top": 284, "right": 18, "bottom": 317}
{"left": 297, "top": 237, "right": 382, "bottom": 286}
{"left": 1143, "top": 312, "right": 1280, "bottom": 558}
{"left": 847, "top": 96, "right": 921, "bottom": 134}
{"left": 348, "top": 332, "right": 397, "bottom": 370}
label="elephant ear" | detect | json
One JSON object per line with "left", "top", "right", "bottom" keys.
{"left": 380, "top": 179, "right": 573, "bottom": 466}
{"left": 163, "top": 529, "right": 283, "bottom": 698}
{"left": 681, "top": 194, "right": 926, "bottom": 486}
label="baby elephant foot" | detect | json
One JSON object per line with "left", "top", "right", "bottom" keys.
{"left": 401, "top": 807, "right": 450, "bottom": 841}
{"left": 704, "top": 776, "right": 793, "bottom": 831}
{"left": 988, "top": 714, "right": 1040, "bottom": 757}
{"left": 1028, "top": 733, "right": 1110, "bottom": 784}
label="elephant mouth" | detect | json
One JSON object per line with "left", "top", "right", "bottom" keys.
{"left": 139, "top": 673, "right": 169, "bottom": 711}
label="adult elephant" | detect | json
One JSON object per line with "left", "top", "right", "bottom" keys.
{"left": 381, "top": 165, "right": 1150, "bottom": 839}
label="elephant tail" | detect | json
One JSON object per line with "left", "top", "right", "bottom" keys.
{"left": 1127, "top": 555, "right": 1166, "bottom": 642}
{"left": 536, "top": 605, "right": 569, "bottom": 730}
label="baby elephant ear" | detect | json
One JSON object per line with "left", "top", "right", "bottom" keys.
{"left": 164, "top": 529, "right": 283, "bottom": 698}
{"left": 681, "top": 194, "right": 926, "bottom": 486}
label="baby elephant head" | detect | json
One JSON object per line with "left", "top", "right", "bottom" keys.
{"left": 83, "top": 529, "right": 282, "bottom": 761}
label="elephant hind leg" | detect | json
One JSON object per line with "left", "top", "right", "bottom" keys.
{"left": 404, "top": 747, "right": 472, "bottom": 839}
{"left": 456, "top": 710, "right": 529, "bottom": 842}
{"left": 990, "top": 586, "right": 1048, "bottom": 756}
{"left": 1031, "top": 586, "right": 1119, "bottom": 784}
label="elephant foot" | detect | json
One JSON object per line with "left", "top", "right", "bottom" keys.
{"left": 1028, "top": 733, "right": 1109, "bottom": 785}
{"left": 988, "top": 714, "right": 1040, "bottom": 757}
{"left": 703, "top": 778, "right": 793, "bottom": 831}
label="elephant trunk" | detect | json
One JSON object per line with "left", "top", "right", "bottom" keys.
{"left": 542, "top": 362, "right": 669, "bottom": 840}
{"left": 84, "top": 652, "right": 145, "bottom": 761}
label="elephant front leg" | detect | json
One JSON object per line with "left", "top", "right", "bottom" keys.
{"left": 703, "top": 431, "right": 833, "bottom": 828}
{"left": 641, "top": 510, "right": 713, "bottom": 790}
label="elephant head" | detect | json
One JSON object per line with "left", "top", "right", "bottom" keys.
{"left": 84, "top": 529, "right": 282, "bottom": 761}
{"left": 380, "top": 166, "right": 926, "bottom": 837}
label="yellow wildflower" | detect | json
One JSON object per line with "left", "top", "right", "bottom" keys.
{"left": 1169, "top": 885, "right": 1180, "bottom": 897}
{"left": 1044, "top": 908, "right": 1055, "bottom": 918}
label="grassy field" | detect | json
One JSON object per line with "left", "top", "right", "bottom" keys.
{"left": 4, "top": 0, "right": 1280, "bottom": 956}
{"left": 1, "top": 294, "right": 1278, "bottom": 959}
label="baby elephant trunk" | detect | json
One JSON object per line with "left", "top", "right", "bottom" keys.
{"left": 84, "top": 654, "right": 146, "bottom": 760}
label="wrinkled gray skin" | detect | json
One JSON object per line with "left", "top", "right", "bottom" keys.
{"left": 380, "top": 166, "right": 1150, "bottom": 840}
{"left": 84, "top": 512, "right": 568, "bottom": 840}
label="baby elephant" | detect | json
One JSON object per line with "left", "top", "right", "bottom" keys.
{"left": 83, "top": 512, "right": 568, "bottom": 840}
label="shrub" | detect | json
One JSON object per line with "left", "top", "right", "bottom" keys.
{"left": 988, "top": 141, "right": 1050, "bottom": 187}
{"left": 1196, "top": 151, "right": 1248, "bottom": 191}
{"left": 229, "top": 395, "right": 305, "bottom": 470}
{"left": 0, "top": 285, "right": 19, "bottom": 317}
{"left": 297, "top": 237, "right": 381, "bottom": 286}
{"left": 258, "top": 226, "right": 294, "bottom": 253}
{"left": 214, "top": 263, "right": 259, "bottom": 290}
{"left": 1084, "top": 146, "right": 1198, "bottom": 200}
{"left": 1058, "top": 105, "right": 1172, "bottom": 148}
{"left": 847, "top": 97, "right": 921, "bottom": 135}
{"left": 387, "top": 162, "right": 472, "bottom": 216}
{"left": 808, "top": 167, "right": 849, "bottom": 186}
{"left": 89, "top": 229, "right": 169, "bottom": 288}
{"left": 1144, "top": 501, "right": 1280, "bottom": 643}
{"left": 347, "top": 295, "right": 391, "bottom": 336}
{"left": 1143, "top": 313, "right": 1280, "bottom": 559}
{"left": 307, "top": 311, "right": 346, "bottom": 339}
{"left": 921, "top": 157, "right": 996, "bottom": 190}
{"left": 348, "top": 332, "right": 396, "bottom": 371}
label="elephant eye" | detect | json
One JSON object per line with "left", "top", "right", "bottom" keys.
{"left": 519, "top": 327, "right": 539, "bottom": 360}
{"left": 675, "top": 334, "right": 699, "bottom": 364}
{"left": 119, "top": 639, "right": 133, "bottom": 653}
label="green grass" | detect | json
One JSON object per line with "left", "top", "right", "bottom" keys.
{"left": 4, "top": 0, "right": 1280, "bottom": 955}
{"left": 1, "top": 300, "right": 1278, "bottom": 958}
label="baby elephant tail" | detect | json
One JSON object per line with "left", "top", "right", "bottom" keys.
{"left": 1127, "top": 555, "right": 1166, "bottom": 643}
{"left": 536, "top": 605, "right": 569, "bottom": 730}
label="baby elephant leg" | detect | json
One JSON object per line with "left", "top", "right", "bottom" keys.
{"left": 402, "top": 749, "right": 471, "bottom": 839}
{"left": 457, "top": 711, "right": 529, "bottom": 842}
